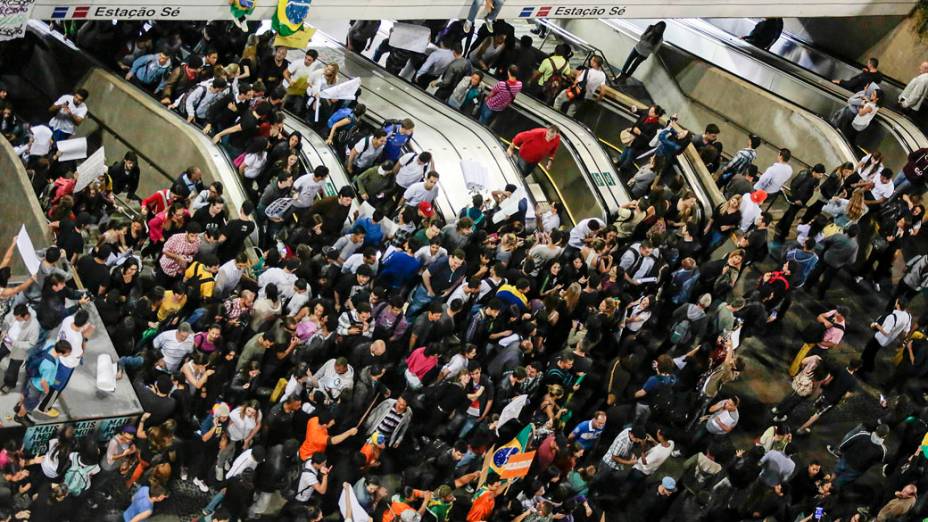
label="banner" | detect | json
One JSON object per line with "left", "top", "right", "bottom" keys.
{"left": 488, "top": 424, "right": 533, "bottom": 476}
{"left": 74, "top": 146, "right": 105, "bottom": 192}
{"left": 15, "top": 224, "right": 39, "bottom": 275}
{"left": 0, "top": 0, "right": 36, "bottom": 41}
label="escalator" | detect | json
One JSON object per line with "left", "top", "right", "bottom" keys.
{"left": 705, "top": 18, "right": 910, "bottom": 112}
{"left": 308, "top": 32, "right": 551, "bottom": 223}
{"left": 611, "top": 19, "right": 928, "bottom": 170}
{"left": 316, "top": 25, "right": 621, "bottom": 224}
{"left": 524, "top": 21, "right": 723, "bottom": 221}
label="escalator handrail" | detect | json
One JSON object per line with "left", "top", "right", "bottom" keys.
{"left": 672, "top": 19, "right": 928, "bottom": 153}
{"left": 534, "top": 19, "right": 621, "bottom": 83}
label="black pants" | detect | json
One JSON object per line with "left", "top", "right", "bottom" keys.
{"left": 621, "top": 49, "right": 647, "bottom": 77}
{"left": 807, "top": 262, "right": 838, "bottom": 299}
{"left": 775, "top": 203, "right": 804, "bottom": 241}
{"left": 0, "top": 346, "right": 21, "bottom": 389}
{"left": 860, "top": 336, "right": 883, "bottom": 376}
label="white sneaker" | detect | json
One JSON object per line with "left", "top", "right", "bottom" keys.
{"left": 193, "top": 478, "right": 209, "bottom": 493}
{"left": 874, "top": 282, "right": 882, "bottom": 292}
{"left": 180, "top": 468, "right": 188, "bottom": 481}
{"left": 854, "top": 276, "right": 863, "bottom": 285}
{"left": 463, "top": 20, "right": 473, "bottom": 33}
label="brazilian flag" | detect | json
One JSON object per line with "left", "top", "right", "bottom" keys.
{"left": 272, "top": 0, "right": 312, "bottom": 37}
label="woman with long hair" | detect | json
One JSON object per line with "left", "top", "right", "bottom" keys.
{"left": 620, "top": 21, "right": 665, "bottom": 80}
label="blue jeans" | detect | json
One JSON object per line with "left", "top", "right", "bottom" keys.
{"left": 467, "top": 0, "right": 503, "bottom": 22}
{"left": 835, "top": 457, "right": 863, "bottom": 487}
{"left": 118, "top": 355, "right": 145, "bottom": 371}
{"left": 458, "top": 415, "right": 480, "bottom": 439}
{"left": 405, "top": 285, "right": 433, "bottom": 320}
{"left": 478, "top": 102, "right": 497, "bottom": 125}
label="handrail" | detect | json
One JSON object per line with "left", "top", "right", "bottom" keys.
{"left": 500, "top": 137, "right": 576, "bottom": 225}
{"left": 535, "top": 19, "right": 621, "bottom": 83}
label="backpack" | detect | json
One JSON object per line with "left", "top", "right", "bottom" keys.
{"left": 25, "top": 342, "right": 55, "bottom": 380}
{"left": 283, "top": 462, "right": 318, "bottom": 500}
{"left": 541, "top": 56, "right": 570, "bottom": 103}
{"left": 63, "top": 453, "right": 95, "bottom": 496}
{"left": 670, "top": 317, "right": 692, "bottom": 345}
{"left": 624, "top": 245, "right": 661, "bottom": 281}
{"left": 327, "top": 107, "right": 354, "bottom": 130}
{"left": 175, "top": 83, "right": 207, "bottom": 117}
{"left": 670, "top": 268, "right": 700, "bottom": 305}
{"left": 264, "top": 197, "right": 294, "bottom": 221}
{"left": 878, "top": 198, "right": 906, "bottom": 226}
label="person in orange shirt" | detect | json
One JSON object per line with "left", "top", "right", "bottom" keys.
{"left": 360, "top": 432, "right": 386, "bottom": 471}
{"left": 466, "top": 478, "right": 502, "bottom": 522}
{"left": 382, "top": 488, "right": 432, "bottom": 522}
{"left": 298, "top": 409, "right": 358, "bottom": 461}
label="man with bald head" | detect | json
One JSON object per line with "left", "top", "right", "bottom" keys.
{"left": 349, "top": 339, "right": 387, "bottom": 369}
{"left": 899, "top": 61, "right": 928, "bottom": 113}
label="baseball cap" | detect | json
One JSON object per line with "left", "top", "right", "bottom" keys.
{"left": 212, "top": 402, "right": 230, "bottom": 418}
{"left": 661, "top": 476, "right": 676, "bottom": 491}
{"left": 418, "top": 201, "right": 435, "bottom": 217}
{"left": 750, "top": 190, "right": 767, "bottom": 204}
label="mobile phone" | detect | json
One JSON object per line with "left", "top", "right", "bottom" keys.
{"left": 814, "top": 506, "right": 824, "bottom": 520}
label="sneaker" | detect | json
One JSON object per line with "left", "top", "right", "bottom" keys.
{"left": 13, "top": 415, "right": 33, "bottom": 426}
{"left": 463, "top": 20, "right": 473, "bottom": 33}
{"left": 854, "top": 276, "right": 863, "bottom": 285}
{"left": 43, "top": 408, "right": 60, "bottom": 418}
{"left": 484, "top": 19, "right": 494, "bottom": 33}
{"left": 180, "top": 469, "right": 188, "bottom": 481}
{"left": 193, "top": 478, "right": 209, "bottom": 493}
{"left": 232, "top": 17, "right": 248, "bottom": 32}
{"left": 874, "top": 282, "right": 882, "bottom": 292}
{"left": 671, "top": 449, "right": 682, "bottom": 458}
{"left": 826, "top": 444, "right": 841, "bottom": 458}
{"left": 0, "top": 385, "right": 11, "bottom": 394}
{"left": 796, "top": 427, "right": 812, "bottom": 436}
{"left": 772, "top": 415, "right": 788, "bottom": 422}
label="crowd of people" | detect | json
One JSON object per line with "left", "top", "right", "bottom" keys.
{"left": 0, "top": 11, "right": 926, "bottom": 522}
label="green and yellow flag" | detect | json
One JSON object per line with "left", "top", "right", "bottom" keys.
{"left": 272, "top": 0, "right": 312, "bottom": 37}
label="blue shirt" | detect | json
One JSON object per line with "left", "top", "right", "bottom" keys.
{"left": 378, "top": 250, "right": 420, "bottom": 290}
{"left": 31, "top": 356, "right": 57, "bottom": 392}
{"left": 642, "top": 374, "right": 676, "bottom": 394}
{"left": 383, "top": 123, "right": 411, "bottom": 162}
{"left": 129, "top": 54, "right": 172, "bottom": 87}
{"left": 570, "top": 420, "right": 604, "bottom": 450}
{"left": 356, "top": 217, "right": 384, "bottom": 247}
{"left": 123, "top": 486, "right": 154, "bottom": 521}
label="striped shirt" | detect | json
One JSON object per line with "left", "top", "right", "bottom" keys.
{"left": 485, "top": 80, "right": 522, "bottom": 112}
{"left": 601, "top": 428, "right": 636, "bottom": 471}
{"left": 376, "top": 407, "right": 404, "bottom": 438}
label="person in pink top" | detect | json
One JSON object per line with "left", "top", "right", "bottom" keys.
{"left": 479, "top": 65, "right": 522, "bottom": 125}
{"left": 404, "top": 343, "right": 441, "bottom": 390}
{"left": 157, "top": 222, "right": 202, "bottom": 286}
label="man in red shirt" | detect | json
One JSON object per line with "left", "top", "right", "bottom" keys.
{"left": 508, "top": 125, "right": 561, "bottom": 176}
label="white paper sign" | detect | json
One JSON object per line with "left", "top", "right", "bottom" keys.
{"left": 0, "top": 0, "right": 36, "bottom": 42}
{"left": 74, "top": 146, "right": 105, "bottom": 192}
{"left": 56, "top": 137, "right": 87, "bottom": 161}
{"left": 319, "top": 77, "right": 361, "bottom": 101}
{"left": 492, "top": 188, "right": 526, "bottom": 224}
{"left": 496, "top": 394, "right": 528, "bottom": 435}
{"left": 15, "top": 224, "right": 39, "bottom": 276}
{"left": 339, "top": 482, "right": 371, "bottom": 522}
{"left": 460, "top": 159, "right": 488, "bottom": 192}
{"left": 28, "top": 125, "right": 52, "bottom": 157}
{"left": 388, "top": 22, "right": 431, "bottom": 54}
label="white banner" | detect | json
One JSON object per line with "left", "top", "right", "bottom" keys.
{"left": 15, "top": 224, "right": 40, "bottom": 276}
{"left": 75, "top": 146, "right": 105, "bottom": 193}
{"left": 0, "top": 0, "right": 36, "bottom": 41}
{"left": 29, "top": 0, "right": 916, "bottom": 22}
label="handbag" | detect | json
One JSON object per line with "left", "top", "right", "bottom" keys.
{"left": 233, "top": 152, "right": 247, "bottom": 168}
{"left": 791, "top": 370, "right": 815, "bottom": 397}
{"left": 620, "top": 129, "right": 635, "bottom": 146}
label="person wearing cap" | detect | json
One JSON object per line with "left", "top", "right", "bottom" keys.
{"left": 153, "top": 322, "right": 195, "bottom": 372}
{"left": 399, "top": 172, "right": 440, "bottom": 210}
{"left": 508, "top": 125, "right": 561, "bottom": 176}
{"left": 101, "top": 424, "right": 137, "bottom": 472}
{"left": 306, "top": 186, "right": 355, "bottom": 244}
{"left": 739, "top": 189, "right": 766, "bottom": 231}
{"left": 629, "top": 476, "right": 677, "bottom": 521}
{"left": 775, "top": 162, "right": 826, "bottom": 242}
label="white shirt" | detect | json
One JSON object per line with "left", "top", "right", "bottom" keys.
{"left": 215, "top": 260, "right": 244, "bottom": 296}
{"left": 295, "top": 463, "right": 320, "bottom": 502}
{"left": 286, "top": 290, "right": 310, "bottom": 317}
{"left": 56, "top": 316, "right": 85, "bottom": 368}
{"left": 568, "top": 218, "right": 604, "bottom": 249}
{"left": 242, "top": 152, "right": 267, "bottom": 180}
{"left": 293, "top": 174, "right": 326, "bottom": 208}
{"left": 153, "top": 330, "right": 194, "bottom": 372}
{"left": 403, "top": 181, "right": 438, "bottom": 206}
{"left": 414, "top": 245, "right": 446, "bottom": 267}
{"left": 754, "top": 162, "right": 793, "bottom": 195}
{"left": 738, "top": 195, "right": 761, "bottom": 231}
{"left": 48, "top": 95, "right": 88, "bottom": 135}
{"left": 395, "top": 152, "right": 428, "bottom": 188}
{"left": 258, "top": 268, "right": 297, "bottom": 300}
{"left": 540, "top": 210, "right": 561, "bottom": 233}
{"left": 852, "top": 102, "right": 879, "bottom": 131}
{"left": 706, "top": 403, "right": 739, "bottom": 435}
{"left": 29, "top": 125, "right": 53, "bottom": 156}
{"left": 441, "top": 353, "right": 469, "bottom": 381}
{"left": 342, "top": 251, "right": 380, "bottom": 274}
{"left": 581, "top": 68, "right": 607, "bottom": 100}
{"left": 284, "top": 59, "right": 323, "bottom": 89}
{"left": 875, "top": 310, "right": 912, "bottom": 346}
{"left": 870, "top": 176, "right": 894, "bottom": 201}
{"left": 900, "top": 72, "right": 928, "bottom": 111}
{"left": 633, "top": 440, "right": 674, "bottom": 475}
{"left": 227, "top": 449, "right": 260, "bottom": 479}
{"left": 227, "top": 407, "right": 261, "bottom": 442}
{"left": 351, "top": 136, "right": 384, "bottom": 170}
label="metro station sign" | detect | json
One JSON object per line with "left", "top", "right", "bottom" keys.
{"left": 27, "top": 0, "right": 918, "bottom": 21}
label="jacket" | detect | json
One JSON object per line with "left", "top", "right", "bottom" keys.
{"left": 364, "top": 398, "right": 412, "bottom": 447}
{"left": 820, "top": 233, "right": 859, "bottom": 268}
{"left": 788, "top": 169, "right": 820, "bottom": 206}
{"left": 900, "top": 73, "right": 928, "bottom": 111}
{"left": 2, "top": 309, "right": 38, "bottom": 359}
{"left": 839, "top": 430, "right": 886, "bottom": 472}
{"left": 903, "top": 254, "right": 928, "bottom": 291}
{"left": 129, "top": 53, "right": 172, "bottom": 88}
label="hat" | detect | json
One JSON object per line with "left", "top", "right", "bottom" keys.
{"left": 418, "top": 201, "right": 435, "bottom": 217}
{"left": 212, "top": 402, "right": 230, "bottom": 418}
{"left": 750, "top": 190, "right": 767, "bottom": 204}
{"left": 661, "top": 476, "right": 677, "bottom": 491}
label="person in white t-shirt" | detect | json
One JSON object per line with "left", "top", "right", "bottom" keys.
{"left": 865, "top": 168, "right": 895, "bottom": 206}
{"left": 283, "top": 49, "right": 322, "bottom": 115}
{"left": 400, "top": 172, "right": 440, "bottom": 209}
{"left": 347, "top": 129, "right": 387, "bottom": 175}
{"left": 292, "top": 166, "right": 330, "bottom": 209}
{"left": 553, "top": 55, "right": 607, "bottom": 117}
{"left": 38, "top": 309, "right": 93, "bottom": 417}
{"left": 631, "top": 427, "right": 674, "bottom": 478}
{"left": 48, "top": 89, "right": 89, "bottom": 140}
{"left": 295, "top": 452, "right": 330, "bottom": 502}
{"left": 860, "top": 298, "right": 912, "bottom": 379}
{"left": 394, "top": 151, "right": 433, "bottom": 189}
